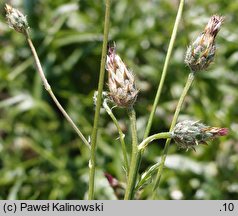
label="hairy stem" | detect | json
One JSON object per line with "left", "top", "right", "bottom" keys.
{"left": 152, "top": 72, "right": 195, "bottom": 199}
{"left": 124, "top": 108, "right": 139, "bottom": 200}
{"left": 143, "top": 0, "right": 185, "bottom": 139}
{"left": 88, "top": 0, "right": 111, "bottom": 200}
{"left": 25, "top": 31, "right": 90, "bottom": 149}
{"left": 103, "top": 100, "right": 129, "bottom": 176}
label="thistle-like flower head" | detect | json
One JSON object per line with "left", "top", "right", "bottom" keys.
{"left": 106, "top": 45, "right": 138, "bottom": 108}
{"left": 185, "top": 15, "right": 224, "bottom": 72}
{"left": 172, "top": 120, "right": 228, "bottom": 151}
{"left": 5, "top": 4, "right": 29, "bottom": 34}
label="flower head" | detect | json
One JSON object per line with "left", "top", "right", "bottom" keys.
{"left": 106, "top": 45, "right": 138, "bottom": 108}
{"left": 185, "top": 15, "right": 224, "bottom": 72}
{"left": 5, "top": 4, "right": 29, "bottom": 34}
{"left": 172, "top": 120, "right": 228, "bottom": 151}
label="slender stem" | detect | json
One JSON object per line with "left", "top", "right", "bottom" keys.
{"left": 134, "top": 133, "right": 171, "bottom": 192}
{"left": 143, "top": 0, "right": 185, "bottom": 139}
{"left": 25, "top": 31, "right": 91, "bottom": 149}
{"left": 139, "top": 132, "right": 171, "bottom": 151}
{"left": 151, "top": 72, "right": 195, "bottom": 199}
{"left": 88, "top": 0, "right": 111, "bottom": 200}
{"left": 124, "top": 130, "right": 171, "bottom": 199}
{"left": 103, "top": 100, "right": 129, "bottom": 176}
{"left": 124, "top": 108, "right": 139, "bottom": 200}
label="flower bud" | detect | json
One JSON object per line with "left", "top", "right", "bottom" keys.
{"left": 5, "top": 4, "right": 29, "bottom": 34}
{"left": 104, "top": 173, "right": 125, "bottom": 199}
{"left": 171, "top": 120, "right": 228, "bottom": 151}
{"left": 106, "top": 45, "right": 138, "bottom": 108}
{"left": 185, "top": 15, "right": 224, "bottom": 72}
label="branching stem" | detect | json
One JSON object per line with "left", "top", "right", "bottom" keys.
{"left": 25, "top": 30, "right": 91, "bottom": 149}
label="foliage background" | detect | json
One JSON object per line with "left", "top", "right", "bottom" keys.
{"left": 0, "top": 0, "right": 237, "bottom": 199}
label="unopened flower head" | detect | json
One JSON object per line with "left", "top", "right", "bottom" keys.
{"left": 171, "top": 120, "right": 228, "bottom": 151}
{"left": 185, "top": 15, "right": 224, "bottom": 72}
{"left": 106, "top": 45, "right": 138, "bottom": 108}
{"left": 5, "top": 4, "right": 29, "bottom": 34}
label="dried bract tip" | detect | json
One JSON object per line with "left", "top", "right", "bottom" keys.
{"left": 106, "top": 45, "right": 138, "bottom": 108}
{"left": 171, "top": 120, "right": 228, "bottom": 151}
{"left": 185, "top": 15, "right": 224, "bottom": 72}
{"left": 204, "top": 15, "right": 225, "bottom": 37}
{"left": 5, "top": 4, "right": 29, "bottom": 34}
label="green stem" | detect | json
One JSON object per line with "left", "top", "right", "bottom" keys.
{"left": 25, "top": 31, "right": 90, "bottom": 149}
{"left": 135, "top": 133, "right": 171, "bottom": 192}
{"left": 143, "top": 0, "right": 185, "bottom": 139}
{"left": 88, "top": 0, "right": 111, "bottom": 200}
{"left": 124, "top": 108, "right": 139, "bottom": 200}
{"left": 139, "top": 132, "right": 171, "bottom": 151}
{"left": 103, "top": 100, "right": 129, "bottom": 176}
{"left": 151, "top": 72, "right": 195, "bottom": 199}
{"left": 124, "top": 130, "right": 171, "bottom": 199}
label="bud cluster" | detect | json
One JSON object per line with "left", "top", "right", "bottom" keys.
{"left": 185, "top": 15, "right": 224, "bottom": 72}
{"left": 172, "top": 120, "right": 228, "bottom": 151}
{"left": 106, "top": 46, "right": 138, "bottom": 108}
{"left": 5, "top": 4, "right": 29, "bottom": 34}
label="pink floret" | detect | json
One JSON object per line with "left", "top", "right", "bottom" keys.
{"left": 218, "top": 128, "right": 229, "bottom": 136}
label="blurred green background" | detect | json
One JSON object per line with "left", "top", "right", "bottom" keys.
{"left": 0, "top": 0, "right": 237, "bottom": 199}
